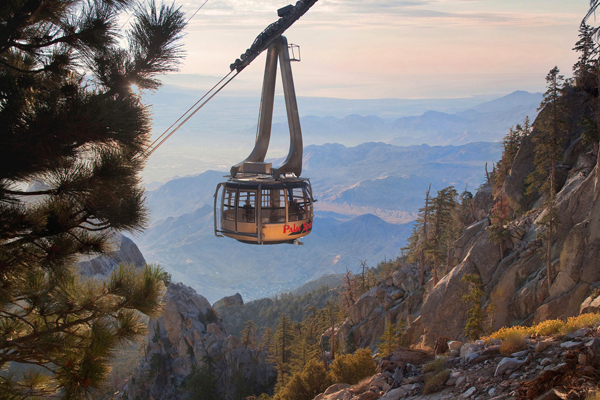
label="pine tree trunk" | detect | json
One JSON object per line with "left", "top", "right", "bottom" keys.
{"left": 547, "top": 218, "right": 553, "bottom": 288}
{"left": 421, "top": 185, "right": 431, "bottom": 286}
{"left": 433, "top": 255, "right": 438, "bottom": 285}
{"left": 418, "top": 251, "right": 425, "bottom": 286}
{"left": 330, "top": 307, "right": 336, "bottom": 361}
{"left": 282, "top": 318, "right": 286, "bottom": 365}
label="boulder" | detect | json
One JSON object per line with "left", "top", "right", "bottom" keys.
{"left": 494, "top": 354, "right": 532, "bottom": 376}
{"left": 324, "top": 383, "right": 350, "bottom": 395}
{"left": 460, "top": 343, "right": 480, "bottom": 358}
{"left": 213, "top": 293, "right": 244, "bottom": 309}
{"left": 580, "top": 293, "right": 600, "bottom": 314}
{"left": 77, "top": 233, "right": 146, "bottom": 278}
{"left": 381, "top": 387, "right": 408, "bottom": 399}
{"left": 448, "top": 341, "right": 463, "bottom": 352}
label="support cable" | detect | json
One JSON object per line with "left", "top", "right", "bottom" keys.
{"left": 141, "top": 69, "right": 239, "bottom": 159}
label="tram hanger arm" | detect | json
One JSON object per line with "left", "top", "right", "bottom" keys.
{"left": 229, "top": 0, "right": 318, "bottom": 73}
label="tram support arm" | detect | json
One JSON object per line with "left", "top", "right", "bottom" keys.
{"left": 213, "top": 183, "right": 225, "bottom": 237}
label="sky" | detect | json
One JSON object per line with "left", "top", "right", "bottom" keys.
{"left": 149, "top": 0, "right": 594, "bottom": 99}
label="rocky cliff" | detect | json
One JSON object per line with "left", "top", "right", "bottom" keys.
{"left": 121, "top": 283, "right": 276, "bottom": 400}
{"left": 77, "top": 233, "right": 146, "bottom": 278}
{"left": 337, "top": 90, "right": 600, "bottom": 353}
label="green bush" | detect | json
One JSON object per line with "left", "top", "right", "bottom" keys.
{"left": 329, "top": 348, "right": 376, "bottom": 385}
{"left": 423, "top": 370, "right": 450, "bottom": 394}
{"left": 275, "top": 360, "right": 332, "bottom": 400}
{"left": 422, "top": 357, "right": 446, "bottom": 374}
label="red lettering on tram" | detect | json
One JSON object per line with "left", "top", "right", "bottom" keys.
{"left": 283, "top": 219, "right": 313, "bottom": 236}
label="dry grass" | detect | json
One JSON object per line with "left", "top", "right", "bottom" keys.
{"left": 349, "top": 377, "right": 372, "bottom": 395}
{"left": 486, "top": 313, "right": 600, "bottom": 345}
{"left": 422, "top": 370, "right": 450, "bottom": 394}
{"left": 587, "top": 390, "right": 600, "bottom": 400}
{"left": 533, "top": 319, "right": 564, "bottom": 336}
{"left": 422, "top": 357, "right": 446, "bottom": 374}
{"left": 488, "top": 325, "right": 529, "bottom": 341}
{"left": 561, "top": 314, "right": 600, "bottom": 334}
{"left": 499, "top": 330, "right": 528, "bottom": 355}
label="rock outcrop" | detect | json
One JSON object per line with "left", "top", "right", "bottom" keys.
{"left": 343, "top": 266, "right": 424, "bottom": 350}
{"left": 333, "top": 89, "right": 600, "bottom": 352}
{"left": 213, "top": 292, "right": 244, "bottom": 309}
{"left": 315, "top": 324, "right": 600, "bottom": 400}
{"left": 121, "top": 283, "right": 276, "bottom": 400}
{"left": 77, "top": 233, "right": 146, "bottom": 278}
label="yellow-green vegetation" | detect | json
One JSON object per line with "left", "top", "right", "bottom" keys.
{"left": 561, "top": 313, "right": 600, "bottom": 333}
{"left": 378, "top": 319, "right": 407, "bottom": 357}
{"left": 273, "top": 349, "right": 376, "bottom": 400}
{"left": 423, "top": 370, "right": 451, "bottom": 394}
{"left": 274, "top": 360, "right": 333, "bottom": 400}
{"left": 488, "top": 313, "right": 600, "bottom": 342}
{"left": 329, "top": 348, "right": 377, "bottom": 385}
{"left": 422, "top": 357, "right": 447, "bottom": 373}
{"left": 498, "top": 330, "right": 528, "bottom": 356}
{"left": 461, "top": 274, "right": 486, "bottom": 340}
{"left": 422, "top": 357, "right": 450, "bottom": 394}
{"left": 587, "top": 390, "right": 600, "bottom": 400}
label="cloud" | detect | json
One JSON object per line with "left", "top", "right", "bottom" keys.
{"left": 178, "top": 0, "right": 583, "bottom": 31}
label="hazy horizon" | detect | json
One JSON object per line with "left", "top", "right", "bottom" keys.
{"left": 122, "top": 0, "right": 589, "bottom": 99}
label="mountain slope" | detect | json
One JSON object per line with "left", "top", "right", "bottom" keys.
{"left": 139, "top": 211, "right": 412, "bottom": 302}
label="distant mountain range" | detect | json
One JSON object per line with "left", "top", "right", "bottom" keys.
{"left": 139, "top": 206, "right": 411, "bottom": 303}
{"left": 141, "top": 89, "right": 540, "bottom": 183}
{"left": 266, "top": 91, "right": 541, "bottom": 148}
{"left": 140, "top": 141, "right": 502, "bottom": 302}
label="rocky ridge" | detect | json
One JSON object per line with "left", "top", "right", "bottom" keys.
{"left": 335, "top": 92, "right": 600, "bottom": 353}
{"left": 120, "top": 283, "right": 276, "bottom": 400}
{"left": 316, "top": 324, "right": 600, "bottom": 400}
{"left": 76, "top": 233, "right": 146, "bottom": 278}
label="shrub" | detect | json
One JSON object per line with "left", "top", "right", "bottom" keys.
{"left": 586, "top": 390, "right": 600, "bottom": 400}
{"left": 329, "top": 348, "right": 377, "bottom": 385}
{"left": 560, "top": 313, "right": 600, "bottom": 334}
{"left": 275, "top": 360, "right": 332, "bottom": 400}
{"left": 183, "top": 364, "right": 222, "bottom": 400}
{"left": 422, "top": 370, "right": 450, "bottom": 394}
{"left": 461, "top": 274, "right": 486, "bottom": 340}
{"left": 422, "top": 357, "right": 446, "bottom": 374}
{"left": 487, "top": 313, "right": 600, "bottom": 343}
{"left": 488, "top": 325, "right": 529, "bottom": 341}
{"left": 206, "top": 308, "right": 219, "bottom": 324}
{"left": 533, "top": 319, "right": 563, "bottom": 336}
{"left": 498, "top": 330, "right": 528, "bottom": 356}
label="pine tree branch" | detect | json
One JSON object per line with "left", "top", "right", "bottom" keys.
{"left": 2, "top": 188, "right": 57, "bottom": 196}
{"left": 0, "top": 314, "right": 97, "bottom": 350}
{"left": 0, "top": 59, "right": 48, "bottom": 74}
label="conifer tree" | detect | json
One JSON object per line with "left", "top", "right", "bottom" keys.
{"left": 461, "top": 274, "right": 486, "bottom": 341}
{"left": 488, "top": 193, "right": 511, "bottom": 259}
{"left": 526, "top": 67, "right": 568, "bottom": 288}
{"left": 274, "top": 314, "right": 295, "bottom": 387}
{"left": 458, "top": 186, "right": 475, "bottom": 225}
{"left": 427, "top": 186, "right": 459, "bottom": 285}
{"left": 494, "top": 118, "right": 530, "bottom": 195}
{"left": 404, "top": 184, "right": 432, "bottom": 286}
{"left": 0, "top": 0, "right": 185, "bottom": 397}
{"left": 241, "top": 320, "right": 258, "bottom": 348}
{"left": 378, "top": 320, "right": 399, "bottom": 358}
{"left": 262, "top": 326, "right": 274, "bottom": 351}
{"left": 573, "top": 21, "right": 598, "bottom": 87}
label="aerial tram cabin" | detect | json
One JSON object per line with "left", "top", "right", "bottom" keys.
{"left": 214, "top": 176, "right": 314, "bottom": 245}
{"left": 213, "top": 33, "right": 315, "bottom": 245}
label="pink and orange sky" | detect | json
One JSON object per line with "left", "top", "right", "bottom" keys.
{"left": 156, "top": 0, "right": 592, "bottom": 99}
